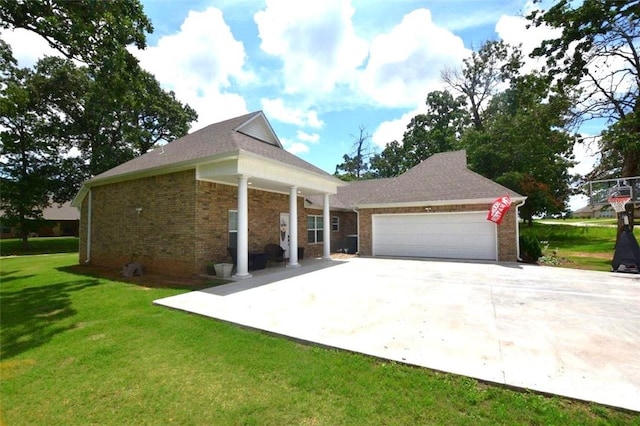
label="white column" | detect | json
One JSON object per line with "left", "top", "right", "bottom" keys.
{"left": 288, "top": 186, "right": 300, "bottom": 267}
{"left": 234, "top": 176, "right": 251, "bottom": 278}
{"left": 323, "top": 193, "right": 331, "bottom": 259}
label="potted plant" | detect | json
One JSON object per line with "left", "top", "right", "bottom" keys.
{"left": 206, "top": 261, "right": 217, "bottom": 275}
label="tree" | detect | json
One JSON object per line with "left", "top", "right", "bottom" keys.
{"left": 462, "top": 74, "right": 577, "bottom": 224}
{"left": 442, "top": 40, "right": 522, "bottom": 130}
{"left": 0, "top": 0, "right": 152, "bottom": 68}
{"left": 0, "top": 43, "right": 80, "bottom": 248}
{"left": 335, "top": 126, "right": 374, "bottom": 181}
{"left": 528, "top": 0, "right": 640, "bottom": 232}
{"left": 529, "top": 0, "right": 639, "bottom": 177}
{"left": 369, "top": 90, "right": 469, "bottom": 177}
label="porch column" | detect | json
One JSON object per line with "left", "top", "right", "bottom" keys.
{"left": 323, "top": 193, "right": 331, "bottom": 259}
{"left": 288, "top": 186, "right": 300, "bottom": 267}
{"left": 234, "top": 175, "right": 251, "bottom": 279}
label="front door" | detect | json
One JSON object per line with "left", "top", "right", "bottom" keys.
{"left": 279, "top": 213, "right": 290, "bottom": 258}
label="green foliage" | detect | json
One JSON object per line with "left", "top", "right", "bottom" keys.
{"left": 462, "top": 73, "right": 576, "bottom": 221}
{"left": 528, "top": 0, "right": 640, "bottom": 178}
{"left": 2, "top": 254, "right": 637, "bottom": 424}
{"left": 0, "top": 0, "right": 152, "bottom": 68}
{"left": 0, "top": 4, "right": 197, "bottom": 248}
{"left": 519, "top": 234, "right": 542, "bottom": 263}
{"left": 369, "top": 90, "right": 468, "bottom": 177}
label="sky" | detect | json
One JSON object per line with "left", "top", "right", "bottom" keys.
{"left": 3, "top": 0, "right": 603, "bottom": 208}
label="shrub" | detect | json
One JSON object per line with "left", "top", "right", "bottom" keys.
{"left": 519, "top": 235, "right": 542, "bottom": 263}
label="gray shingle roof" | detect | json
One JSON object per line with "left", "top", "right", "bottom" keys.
{"left": 309, "top": 150, "right": 523, "bottom": 209}
{"left": 88, "top": 111, "right": 332, "bottom": 184}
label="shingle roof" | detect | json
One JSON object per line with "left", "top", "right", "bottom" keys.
{"left": 88, "top": 111, "right": 332, "bottom": 184}
{"left": 362, "top": 150, "right": 522, "bottom": 205}
{"left": 308, "top": 150, "right": 523, "bottom": 209}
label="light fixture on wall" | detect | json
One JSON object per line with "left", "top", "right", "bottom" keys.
{"left": 135, "top": 207, "right": 143, "bottom": 215}
{"left": 424, "top": 207, "right": 432, "bottom": 212}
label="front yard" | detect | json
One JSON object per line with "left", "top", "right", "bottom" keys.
{"left": 1, "top": 253, "right": 638, "bottom": 424}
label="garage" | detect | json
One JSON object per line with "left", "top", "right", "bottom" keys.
{"left": 372, "top": 212, "right": 497, "bottom": 260}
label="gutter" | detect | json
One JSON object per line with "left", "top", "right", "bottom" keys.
{"left": 85, "top": 189, "right": 92, "bottom": 263}
{"left": 515, "top": 198, "right": 526, "bottom": 262}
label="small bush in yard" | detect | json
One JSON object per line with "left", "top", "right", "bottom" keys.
{"left": 519, "top": 235, "right": 542, "bottom": 263}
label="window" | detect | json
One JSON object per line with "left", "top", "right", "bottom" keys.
{"left": 228, "top": 210, "right": 237, "bottom": 248}
{"left": 307, "top": 215, "right": 323, "bottom": 244}
{"left": 331, "top": 216, "right": 339, "bottom": 232}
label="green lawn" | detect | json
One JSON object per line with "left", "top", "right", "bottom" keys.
{"left": 520, "top": 221, "right": 627, "bottom": 271}
{"left": 2, "top": 254, "right": 638, "bottom": 424}
{"left": 0, "top": 236, "right": 79, "bottom": 256}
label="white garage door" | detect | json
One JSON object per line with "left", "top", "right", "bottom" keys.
{"left": 372, "top": 212, "right": 497, "bottom": 260}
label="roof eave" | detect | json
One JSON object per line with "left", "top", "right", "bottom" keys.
{"left": 355, "top": 196, "right": 527, "bottom": 209}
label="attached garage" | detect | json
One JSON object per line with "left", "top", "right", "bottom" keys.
{"left": 372, "top": 212, "right": 498, "bottom": 261}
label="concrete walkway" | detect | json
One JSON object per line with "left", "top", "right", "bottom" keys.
{"left": 154, "top": 257, "right": 640, "bottom": 412}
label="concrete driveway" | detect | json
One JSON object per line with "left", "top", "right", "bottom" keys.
{"left": 154, "top": 257, "right": 640, "bottom": 412}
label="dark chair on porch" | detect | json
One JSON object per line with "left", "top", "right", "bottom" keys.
{"left": 264, "top": 243, "right": 285, "bottom": 267}
{"left": 227, "top": 247, "right": 237, "bottom": 268}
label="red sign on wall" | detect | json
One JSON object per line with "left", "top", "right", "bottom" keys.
{"left": 487, "top": 195, "right": 512, "bottom": 224}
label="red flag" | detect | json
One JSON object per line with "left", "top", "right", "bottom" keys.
{"left": 487, "top": 195, "right": 512, "bottom": 224}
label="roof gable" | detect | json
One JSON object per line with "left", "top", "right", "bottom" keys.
{"left": 235, "top": 111, "right": 282, "bottom": 148}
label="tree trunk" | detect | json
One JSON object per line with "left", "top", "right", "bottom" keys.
{"left": 19, "top": 213, "right": 29, "bottom": 250}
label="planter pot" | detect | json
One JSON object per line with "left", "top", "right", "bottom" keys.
{"left": 214, "top": 263, "right": 233, "bottom": 278}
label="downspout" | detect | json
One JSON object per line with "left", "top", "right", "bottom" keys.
{"left": 352, "top": 208, "right": 360, "bottom": 254}
{"left": 515, "top": 199, "right": 526, "bottom": 262}
{"left": 85, "top": 189, "right": 92, "bottom": 263}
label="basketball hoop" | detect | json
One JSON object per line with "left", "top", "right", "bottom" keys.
{"left": 607, "top": 183, "right": 633, "bottom": 214}
{"left": 608, "top": 195, "right": 631, "bottom": 213}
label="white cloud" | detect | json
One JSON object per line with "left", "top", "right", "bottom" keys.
{"left": 359, "top": 9, "right": 469, "bottom": 108}
{"left": 280, "top": 138, "right": 310, "bottom": 155}
{"left": 296, "top": 130, "right": 320, "bottom": 144}
{"left": 1, "top": 28, "right": 62, "bottom": 68}
{"left": 260, "top": 98, "right": 324, "bottom": 128}
{"left": 371, "top": 109, "right": 421, "bottom": 149}
{"left": 254, "top": 0, "right": 368, "bottom": 95}
{"left": 129, "top": 7, "right": 252, "bottom": 130}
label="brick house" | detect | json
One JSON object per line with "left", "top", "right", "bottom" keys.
{"left": 72, "top": 111, "right": 525, "bottom": 278}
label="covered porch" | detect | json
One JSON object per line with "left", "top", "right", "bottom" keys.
{"left": 197, "top": 151, "right": 345, "bottom": 279}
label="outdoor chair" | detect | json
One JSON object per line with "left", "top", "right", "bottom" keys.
{"left": 264, "top": 243, "right": 285, "bottom": 267}
{"left": 227, "top": 247, "right": 237, "bottom": 267}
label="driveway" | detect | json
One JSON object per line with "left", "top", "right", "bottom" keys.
{"left": 154, "top": 257, "right": 640, "bottom": 412}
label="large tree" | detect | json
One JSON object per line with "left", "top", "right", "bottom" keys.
{"left": 442, "top": 40, "right": 522, "bottom": 130}
{"left": 529, "top": 0, "right": 640, "bottom": 234}
{"left": 528, "top": 0, "right": 640, "bottom": 178}
{"left": 369, "top": 90, "right": 469, "bottom": 177}
{"left": 462, "top": 74, "right": 577, "bottom": 223}
{"left": 0, "top": 43, "right": 83, "bottom": 248}
{"left": 0, "top": 0, "right": 152, "bottom": 68}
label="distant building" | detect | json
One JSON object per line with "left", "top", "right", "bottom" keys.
{"left": 1, "top": 201, "right": 79, "bottom": 239}
{"left": 573, "top": 204, "right": 616, "bottom": 219}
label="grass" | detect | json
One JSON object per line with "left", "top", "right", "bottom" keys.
{"left": 520, "top": 221, "right": 632, "bottom": 271}
{"left": 0, "top": 236, "right": 79, "bottom": 256}
{"left": 2, "top": 254, "right": 639, "bottom": 424}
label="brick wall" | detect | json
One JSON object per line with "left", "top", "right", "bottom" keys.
{"left": 80, "top": 170, "right": 198, "bottom": 276}
{"left": 79, "top": 170, "right": 350, "bottom": 276}
{"left": 358, "top": 204, "right": 520, "bottom": 261}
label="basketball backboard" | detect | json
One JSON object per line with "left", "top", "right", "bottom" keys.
{"left": 588, "top": 176, "right": 640, "bottom": 206}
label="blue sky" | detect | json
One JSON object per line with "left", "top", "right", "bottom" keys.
{"left": 3, "top": 0, "right": 602, "bottom": 207}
